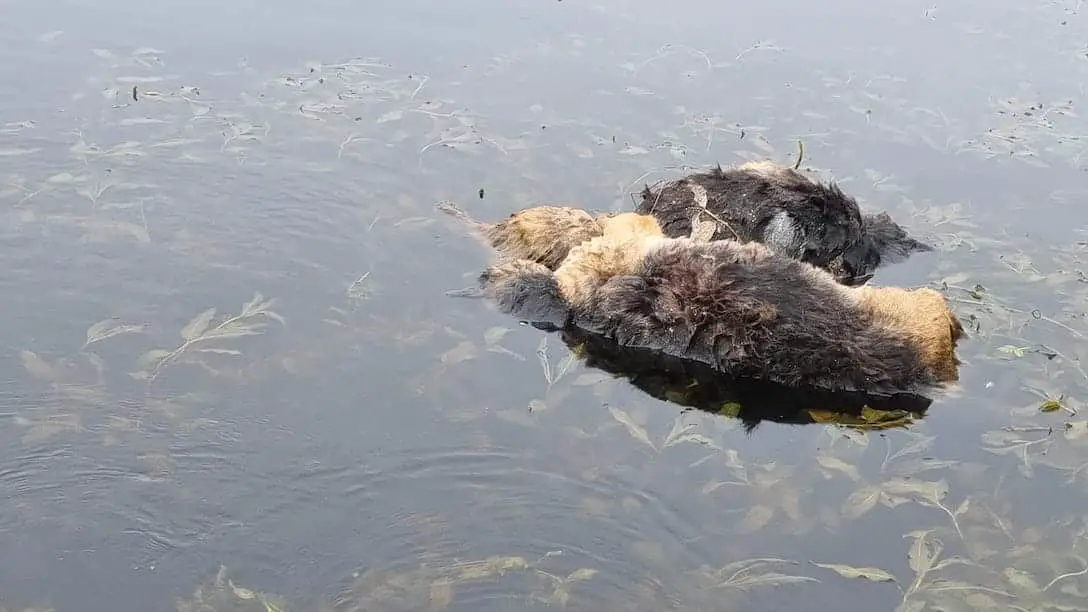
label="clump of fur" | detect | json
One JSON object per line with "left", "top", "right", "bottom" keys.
{"left": 468, "top": 207, "right": 962, "bottom": 395}
{"left": 437, "top": 201, "right": 606, "bottom": 270}
{"left": 636, "top": 161, "right": 932, "bottom": 285}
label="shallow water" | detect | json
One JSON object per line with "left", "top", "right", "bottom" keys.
{"left": 3, "top": 0, "right": 1088, "bottom": 610}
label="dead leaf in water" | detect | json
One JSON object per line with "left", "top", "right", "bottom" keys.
{"left": 706, "top": 557, "right": 819, "bottom": 591}
{"left": 816, "top": 455, "right": 861, "bottom": 482}
{"left": 181, "top": 308, "right": 216, "bottom": 341}
{"left": 739, "top": 505, "right": 775, "bottom": 532}
{"left": 566, "top": 568, "right": 598, "bottom": 582}
{"left": 440, "top": 341, "right": 476, "bottom": 365}
{"left": 842, "top": 485, "right": 882, "bottom": 519}
{"left": 20, "top": 350, "right": 55, "bottom": 381}
{"left": 228, "top": 579, "right": 256, "bottom": 600}
{"left": 83, "top": 317, "right": 145, "bottom": 348}
{"left": 809, "top": 561, "right": 897, "bottom": 583}
{"left": 572, "top": 372, "right": 613, "bottom": 387}
{"left": 429, "top": 577, "right": 454, "bottom": 609}
{"left": 607, "top": 405, "right": 656, "bottom": 451}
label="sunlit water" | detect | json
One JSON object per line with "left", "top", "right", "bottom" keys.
{"left": 3, "top": 0, "right": 1088, "bottom": 610}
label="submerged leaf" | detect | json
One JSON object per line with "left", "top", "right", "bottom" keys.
{"left": 572, "top": 372, "right": 613, "bottom": 387}
{"left": 1002, "top": 567, "right": 1040, "bottom": 594}
{"left": 843, "top": 485, "right": 882, "bottom": 519}
{"left": 882, "top": 478, "right": 948, "bottom": 507}
{"left": 136, "top": 349, "right": 171, "bottom": 369}
{"left": 196, "top": 348, "right": 243, "bottom": 356}
{"left": 552, "top": 350, "right": 577, "bottom": 382}
{"left": 809, "top": 561, "right": 897, "bottom": 583}
{"left": 667, "top": 432, "right": 720, "bottom": 450}
{"left": 739, "top": 505, "right": 776, "bottom": 532}
{"left": 20, "top": 350, "right": 55, "bottom": 381}
{"left": 228, "top": 579, "right": 256, "bottom": 600}
{"left": 429, "top": 577, "right": 454, "bottom": 609}
{"left": 84, "top": 318, "right": 145, "bottom": 347}
{"left": 906, "top": 530, "right": 942, "bottom": 577}
{"left": 886, "top": 434, "right": 936, "bottom": 464}
{"left": 483, "top": 326, "right": 509, "bottom": 345}
{"left": 997, "top": 345, "right": 1030, "bottom": 358}
{"left": 566, "top": 568, "right": 598, "bottom": 582}
{"left": 181, "top": 308, "right": 216, "bottom": 341}
{"left": 711, "top": 558, "right": 819, "bottom": 591}
{"left": 663, "top": 416, "right": 695, "bottom": 447}
{"left": 240, "top": 292, "right": 267, "bottom": 316}
{"left": 816, "top": 455, "right": 861, "bottom": 481}
{"left": 722, "top": 572, "right": 818, "bottom": 590}
{"left": 607, "top": 406, "right": 655, "bottom": 451}
{"left": 537, "top": 336, "right": 552, "bottom": 384}
{"left": 1064, "top": 421, "right": 1088, "bottom": 441}
{"left": 440, "top": 341, "right": 476, "bottom": 365}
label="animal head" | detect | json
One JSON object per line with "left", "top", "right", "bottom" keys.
{"left": 805, "top": 182, "right": 865, "bottom": 260}
{"left": 483, "top": 205, "right": 604, "bottom": 270}
{"left": 835, "top": 213, "right": 934, "bottom": 283}
{"left": 736, "top": 161, "right": 866, "bottom": 269}
{"left": 854, "top": 285, "right": 965, "bottom": 383}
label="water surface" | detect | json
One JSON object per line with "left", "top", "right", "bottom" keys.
{"left": 3, "top": 0, "right": 1088, "bottom": 610}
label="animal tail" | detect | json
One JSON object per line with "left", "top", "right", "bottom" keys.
{"left": 436, "top": 200, "right": 487, "bottom": 230}
{"left": 435, "top": 199, "right": 497, "bottom": 251}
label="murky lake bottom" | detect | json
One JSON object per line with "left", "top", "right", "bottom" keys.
{"left": 3, "top": 0, "right": 1088, "bottom": 610}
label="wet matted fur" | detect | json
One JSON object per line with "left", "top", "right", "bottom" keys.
{"left": 636, "top": 161, "right": 933, "bottom": 285}
{"left": 468, "top": 208, "right": 963, "bottom": 395}
{"left": 437, "top": 200, "right": 605, "bottom": 271}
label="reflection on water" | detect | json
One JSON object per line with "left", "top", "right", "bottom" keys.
{"left": 532, "top": 324, "right": 936, "bottom": 431}
{"left": 3, "top": 0, "right": 1088, "bottom": 610}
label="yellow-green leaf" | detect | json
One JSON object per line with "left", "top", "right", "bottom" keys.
{"left": 1040, "top": 399, "right": 1062, "bottom": 413}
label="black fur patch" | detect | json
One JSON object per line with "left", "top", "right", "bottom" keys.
{"left": 637, "top": 164, "right": 932, "bottom": 285}
{"left": 833, "top": 212, "right": 935, "bottom": 284}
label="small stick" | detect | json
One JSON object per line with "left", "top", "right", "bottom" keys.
{"left": 793, "top": 139, "right": 805, "bottom": 170}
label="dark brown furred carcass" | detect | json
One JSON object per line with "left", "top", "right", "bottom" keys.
{"left": 637, "top": 161, "right": 933, "bottom": 285}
